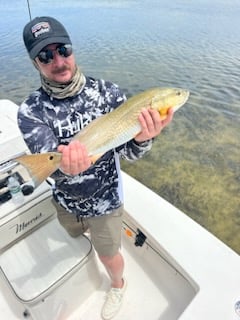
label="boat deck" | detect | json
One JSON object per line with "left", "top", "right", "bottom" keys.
{"left": 69, "top": 232, "right": 195, "bottom": 320}
{"left": 0, "top": 215, "right": 195, "bottom": 320}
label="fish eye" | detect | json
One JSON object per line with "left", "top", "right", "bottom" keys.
{"left": 176, "top": 91, "right": 181, "bottom": 96}
{"left": 49, "top": 155, "right": 54, "bottom": 160}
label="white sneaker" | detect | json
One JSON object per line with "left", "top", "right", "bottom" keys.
{"left": 101, "top": 278, "right": 127, "bottom": 320}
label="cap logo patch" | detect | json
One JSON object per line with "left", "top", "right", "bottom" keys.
{"left": 31, "top": 22, "right": 51, "bottom": 38}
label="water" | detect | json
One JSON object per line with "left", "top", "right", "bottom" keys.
{"left": 0, "top": 0, "right": 239, "bottom": 254}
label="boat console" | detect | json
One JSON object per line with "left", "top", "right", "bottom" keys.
{"left": 0, "top": 100, "right": 55, "bottom": 248}
{"left": 0, "top": 100, "right": 55, "bottom": 250}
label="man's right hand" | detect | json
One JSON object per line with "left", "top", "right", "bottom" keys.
{"left": 58, "top": 140, "right": 92, "bottom": 176}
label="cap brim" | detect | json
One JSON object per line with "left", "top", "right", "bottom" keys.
{"left": 29, "top": 36, "right": 72, "bottom": 59}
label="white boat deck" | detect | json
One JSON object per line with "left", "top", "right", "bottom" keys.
{"left": 70, "top": 239, "right": 194, "bottom": 320}
{"left": 0, "top": 214, "right": 195, "bottom": 320}
{"left": 122, "top": 172, "right": 240, "bottom": 320}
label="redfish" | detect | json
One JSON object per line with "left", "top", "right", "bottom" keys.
{"left": 16, "top": 87, "right": 189, "bottom": 187}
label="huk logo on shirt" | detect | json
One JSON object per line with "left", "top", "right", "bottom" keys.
{"left": 55, "top": 111, "right": 86, "bottom": 138}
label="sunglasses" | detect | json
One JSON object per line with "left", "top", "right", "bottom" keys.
{"left": 37, "top": 44, "right": 73, "bottom": 64}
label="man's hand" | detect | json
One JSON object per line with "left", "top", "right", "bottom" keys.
{"left": 134, "top": 108, "right": 174, "bottom": 143}
{"left": 58, "top": 140, "right": 92, "bottom": 176}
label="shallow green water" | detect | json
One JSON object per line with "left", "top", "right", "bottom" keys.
{"left": 121, "top": 95, "right": 240, "bottom": 253}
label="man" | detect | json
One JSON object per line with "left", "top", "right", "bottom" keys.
{"left": 18, "top": 16, "right": 173, "bottom": 319}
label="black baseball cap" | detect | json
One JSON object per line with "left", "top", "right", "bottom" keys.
{"left": 23, "top": 16, "right": 72, "bottom": 59}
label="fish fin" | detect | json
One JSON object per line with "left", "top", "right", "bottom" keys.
{"left": 159, "top": 114, "right": 168, "bottom": 120}
{"left": 159, "top": 106, "right": 171, "bottom": 118}
{"left": 90, "top": 154, "right": 103, "bottom": 164}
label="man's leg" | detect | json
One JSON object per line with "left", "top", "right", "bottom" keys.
{"left": 99, "top": 252, "right": 127, "bottom": 320}
{"left": 99, "top": 252, "right": 124, "bottom": 288}
{"left": 87, "top": 206, "right": 127, "bottom": 319}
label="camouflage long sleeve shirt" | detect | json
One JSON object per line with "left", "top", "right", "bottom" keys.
{"left": 18, "top": 76, "right": 153, "bottom": 218}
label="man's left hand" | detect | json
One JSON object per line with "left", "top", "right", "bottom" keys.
{"left": 134, "top": 108, "right": 174, "bottom": 143}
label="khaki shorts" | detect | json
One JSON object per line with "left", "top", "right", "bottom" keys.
{"left": 52, "top": 199, "right": 123, "bottom": 257}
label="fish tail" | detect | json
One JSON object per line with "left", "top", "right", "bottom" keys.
{"left": 15, "top": 152, "right": 62, "bottom": 188}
